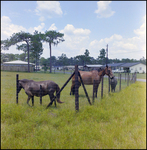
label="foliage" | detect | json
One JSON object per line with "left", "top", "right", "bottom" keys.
{"left": 41, "top": 30, "right": 65, "bottom": 73}
{"left": 57, "top": 53, "right": 69, "bottom": 66}
{"left": 1, "top": 71, "right": 146, "bottom": 149}
{"left": 97, "top": 48, "right": 106, "bottom": 65}
{"left": 30, "top": 30, "right": 43, "bottom": 67}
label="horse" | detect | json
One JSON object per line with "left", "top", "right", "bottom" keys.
{"left": 70, "top": 65, "right": 114, "bottom": 98}
{"left": 110, "top": 76, "right": 117, "bottom": 92}
{"left": 18, "top": 79, "right": 64, "bottom": 106}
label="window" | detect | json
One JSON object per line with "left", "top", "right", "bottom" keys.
{"left": 140, "top": 67, "right": 142, "bottom": 70}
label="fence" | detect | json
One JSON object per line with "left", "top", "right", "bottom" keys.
{"left": 92, "top": 72, "right": 137, "bottom": 102}
{"left": 16, "top": 66, "right": 137, "bottom": 111}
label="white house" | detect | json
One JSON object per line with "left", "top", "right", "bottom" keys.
{"left": 1, "top": 60, "right": 35, "bottom": 72}
{"left": 121, "top": 62, "right": 146, "bottom": 73}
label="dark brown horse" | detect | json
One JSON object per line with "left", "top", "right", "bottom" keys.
{"left": 70, "top": 65, "right": 114, "bottom": 97}
{"left": 18, "top": 79, "right": 64, "bottom": 106}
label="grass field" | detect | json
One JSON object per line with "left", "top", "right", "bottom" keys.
{"left": 1, "top": 71, "right": 146, "bottom": 149}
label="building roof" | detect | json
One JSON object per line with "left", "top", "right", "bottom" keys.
{"left": 3, "top": 60, "right": 35, "bottom": 65}
{"left": 106, "top": 63, "right": 125, "bottom": 67}
{"left": 119, "top": 62, "right": 142, "bottom": 67}
{"left": 84, "top": 64, "right": 103, "bottom": 68}
{"left": 102, "top": 62, "right": 145, "bottom": 68}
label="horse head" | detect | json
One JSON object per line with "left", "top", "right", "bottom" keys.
{"left": 17, "top": 80, "right": 23, "bottom": 93}
{"left": 105, "top": 65, "right": 114, "bottom": 79}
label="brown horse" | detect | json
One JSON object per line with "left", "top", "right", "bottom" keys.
{"left": 18, "top": 79, "right": 64, "bottom": 106}
{"left": 70, "top": 65, "right": 114, "bottom": 97}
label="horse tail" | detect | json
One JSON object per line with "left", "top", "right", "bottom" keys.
{"left": 56, "top": 84, "right": 64, "bottom": 103}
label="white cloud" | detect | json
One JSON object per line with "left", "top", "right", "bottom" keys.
{"left": 1, "top": 16, "right": 27, "bottom": 40}
{"left": 35, "top": 1, "right": 63, "bottom": 21}
{"left": 41, "top": 24, "right": 91, "bottom": 58}
{"left": 48, "top": 23, "right": 57, "bottom": 31}
{"left": 88, "top": 15, "right": 146, "bottom": 59}
{"left": 134, "top": 15, "right": 146, "bottom": 39}
{"left": 61, "top": 24, "right": 91, "bottom": 36}
{"left": 95, "top": 1, "right": 115, "bottom": 18}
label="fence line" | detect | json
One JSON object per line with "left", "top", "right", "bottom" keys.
{"left": 16, "top": 68, "right": 137, "bottom": 111}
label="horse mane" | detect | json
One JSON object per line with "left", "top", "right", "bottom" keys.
{"left": 97, "top": 67, "right": 104, "bottom": 72}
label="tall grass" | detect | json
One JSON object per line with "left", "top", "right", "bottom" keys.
{"left": 1, "top": 71, "right": 146, "bottom": 149}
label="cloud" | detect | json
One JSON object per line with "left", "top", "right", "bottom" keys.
{"left": 48, "top": 23, "right": 57, "bottom": 31}
{"left": 35, "top": 1, "right": 63, "bottom": 21}
{"left": 89, "top": 16, "right": 146, "bottom": 60}
{"left": 41, "top": 24, "right": 91, "bottom": 58}
{"left": 61, "top": 24, "right": 91, "bottom": 36}
{"left": 95, "top": 1, "right": 115, "bottom": 18}
{"left": 134, "top": 15, "right": 146, "bottom": 39}
{"left": 1, "top": 16, "right": 27, "bottom": 40}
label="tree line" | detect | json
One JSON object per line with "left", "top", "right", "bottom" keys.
{"left": 1, "top": 48, "right": 146, "bottom": 68}
{"left": 1, "top": 30, "right": 146, "bottom": 72}
{"left": 1, "top": 30, "right": 64, "bottom": 73}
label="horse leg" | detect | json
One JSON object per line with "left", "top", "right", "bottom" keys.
{"left": 94, "top": 84, "right": 99, "bottom": 98}
{"left": 70, "top": 84, "right": 75, "bottom": 95}
{"left": 48, "top": 92, "right": 56, "bottom": 107}
{"left": 27, "top": 96, "right": 31, "bottom": 106}
{"left": 32, "top": 96, "right": 34, "bottom": 106}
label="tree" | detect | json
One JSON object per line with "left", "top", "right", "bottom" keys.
{"left": 30, "top": 30, "right": 43, "bottom": 71}
{"left": 58, "top": 53, "right": 68, "bottom": 66}
{"left": 76, "top": 55, "right": 86, "bottom": 66}
{"left": 19, "top": 53, "right": 26, "bottom": 61}
{"left": 40, "top": 57, "right": 48, "bottom": 72}
{"left": 1, "top": 31, "right": 32, "bottom": 72}
{"left": 140, "top": 57, "right": 146, "bottom": 65}
{"left": 42, "top": 30, "right": 65, "bottom": 73}
{"left": 8, "top": 53, "right": 15, "bottom": 61}
{"left": 84, "top": 49, "right": 91, "bottom": 64}
{"left": 97, "top": 48, "right": 106, "bottom": 65}
{"left": 16, "top": 44, "right": 28, "bottom": 61}
{"left": 1, "top": 53, "right": 9, "bottom": 63}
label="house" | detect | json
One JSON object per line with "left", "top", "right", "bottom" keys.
{"left": 1, "top": 60, "right": 35, "bottom": 72}
{"left": 120, "top": 62, "right": 146, "bottom": 73}
{"left": 103, "top": 62, "right": 146, "bottom": 73}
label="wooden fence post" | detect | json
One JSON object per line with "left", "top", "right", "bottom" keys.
{"left": 75, "top": 65, "right": 79, "bottom": 111}
{"left": 101, "top": 76, "right": 103, "bottom": 99}
{"left": 93, "top": 80, "right": 95, "bottom": 104}
{"left": 127, "top": 73, "right": 129, "bottom": 86}
{"left": 16, "top": 74, "right": 19, "bottom": 104}
{"left": 108, "top": 77, "right": 110, "bottom": 93}
{"left": 125, "top": 73, "right": 126, "bottom": 82}
{"left": 118, "top": 73, "right": 119, "bottom": 81}
{"left": 119, "top": 73, "right": 121, "bottom": 91}
{"left": 40, "top": 85, "right": 42, "bottom": 105}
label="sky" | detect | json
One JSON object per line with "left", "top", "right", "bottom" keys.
{"left": 1, "top": 1, "right": 146, "bottom": 60}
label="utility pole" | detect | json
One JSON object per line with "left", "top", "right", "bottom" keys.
{"left": 106, "top": 44, "right": 108, "bottom": 65}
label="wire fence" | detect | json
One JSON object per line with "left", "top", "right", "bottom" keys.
{"left": 16, "top": 66, "right": 137, "bottom": 111}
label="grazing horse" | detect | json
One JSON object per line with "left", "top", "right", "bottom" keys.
{"left": 18, "top": 79, "right": 63, "bottom": 106}
{"left": 70, "top": 65, "right": 114, "bottom": 97}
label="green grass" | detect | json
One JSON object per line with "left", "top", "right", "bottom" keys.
{"left": 1, "top": 71, "right": 146, "bottom": 149}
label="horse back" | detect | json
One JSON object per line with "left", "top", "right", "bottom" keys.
{"left": 22, "top": 80, "right": 57, "bottom": 97}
